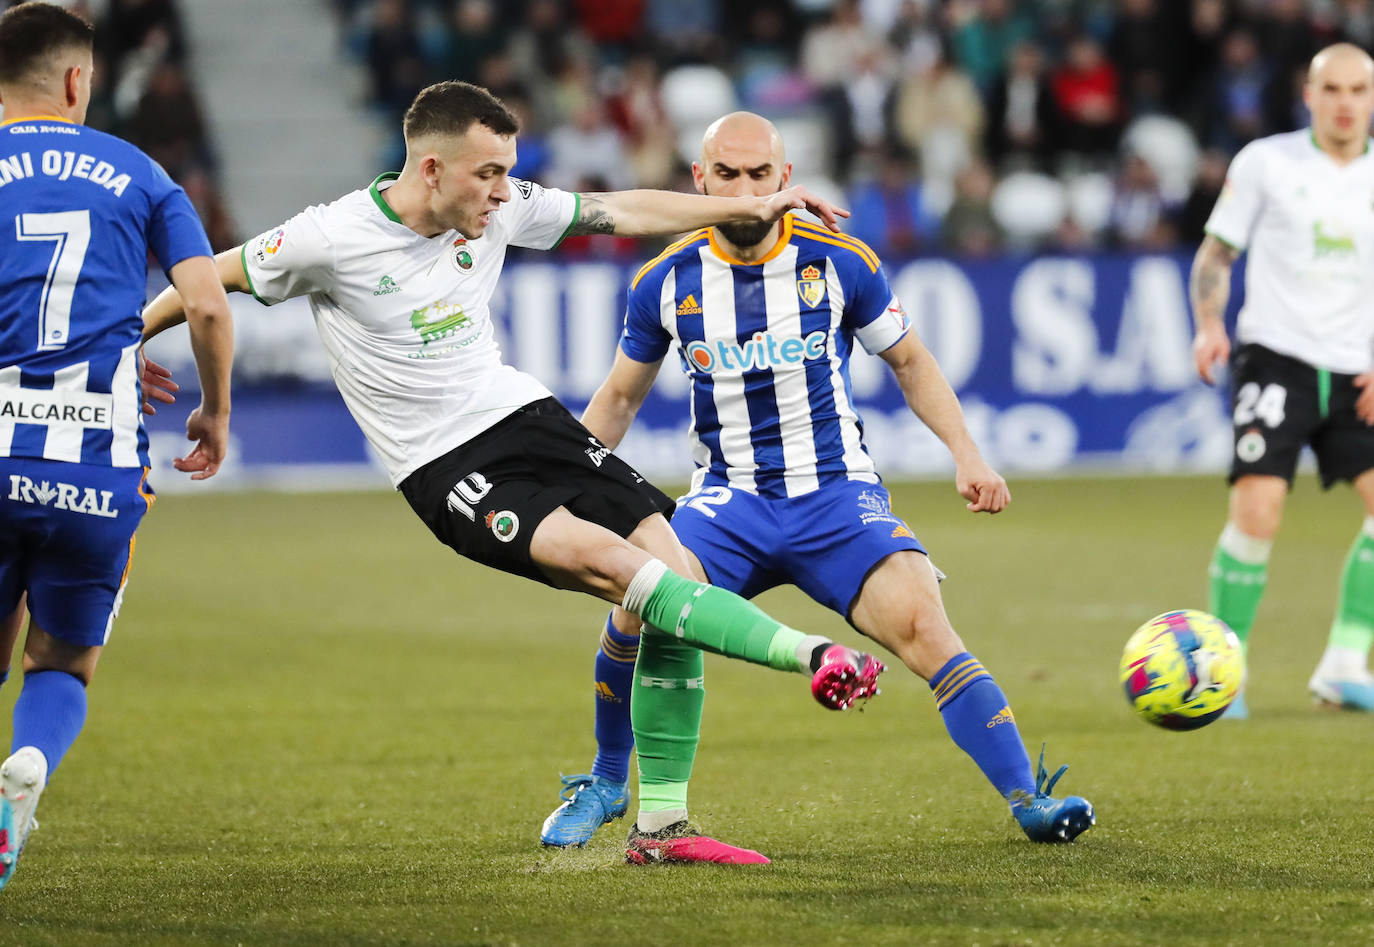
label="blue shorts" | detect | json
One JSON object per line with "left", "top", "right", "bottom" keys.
{"left": 671, "top": 478, "right": 925, "bottom": 620}
{"left": 0, "top": 457, "right": 154, "bottom": 647}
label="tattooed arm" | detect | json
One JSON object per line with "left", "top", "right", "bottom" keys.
{"left": 566, "top": 187, "right": 848, "bottom": 238}
{"left": 1189, "top": 234, "right": 1241, "bottom": 385}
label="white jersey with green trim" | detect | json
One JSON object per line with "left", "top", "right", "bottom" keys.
{"left": 1205, "top": 129, "right": 1374, "bottom": 374}
{"left": 242, "top": 173, "right": 579, "bottom": 485}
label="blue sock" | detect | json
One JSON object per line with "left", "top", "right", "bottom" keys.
{"left": 929, "top": 652, "right": 1034, "bottom": 806}
{"left": 591, "top": 616, "right": 636, "bottom": 785}
{"left": 12, "top": 670, "right": 87, "bottom": 776}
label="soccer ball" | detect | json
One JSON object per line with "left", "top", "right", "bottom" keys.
{"left": 1119, "top": 609, "right": 1244, "bottom": 730}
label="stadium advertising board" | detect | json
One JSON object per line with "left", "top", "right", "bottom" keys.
{"left": 142, "top": 251, "right": 1237, "bottom": 490}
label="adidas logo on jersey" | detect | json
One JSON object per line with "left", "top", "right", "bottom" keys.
{"left": 676, "top": 294, "right": 702, "bottom": 315}
{"left": 7, "top": 475, "right": 118, "bottom": 518}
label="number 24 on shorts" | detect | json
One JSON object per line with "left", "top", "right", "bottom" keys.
{"left": 1234, "top": 382, "right": 1287, "bottom": 428}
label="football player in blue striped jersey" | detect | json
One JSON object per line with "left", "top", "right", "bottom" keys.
{"left": 0, "top": 2, "right": 233, "bottom": 890}
{"left": 543, "top": 112, "right": 1095, "bottom": 860}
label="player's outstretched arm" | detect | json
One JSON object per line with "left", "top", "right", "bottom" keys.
{"left": 1189, "top": 234, "right": 1240, "bottom": 386}
{"left": 144, "top": 246, "right": 251, "bottom": 341}
{"left": 567, "top": 187, "right": 849, "bottom": 239}
{"left": 880, "top": 332, "right": 1009, "bottom": 514}
{"left": 581, "top": 349, "right": 664, "bottom": 449}
{"left": 163, "top": 254, "right": 236, "bottom": 480}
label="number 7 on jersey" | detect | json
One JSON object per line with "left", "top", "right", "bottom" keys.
{"left": 15, "top": 209, "right": 91, "bottom": 351}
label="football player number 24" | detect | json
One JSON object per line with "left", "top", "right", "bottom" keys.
{"left": 14, "top": 210, "right": 91, "bottom": 352}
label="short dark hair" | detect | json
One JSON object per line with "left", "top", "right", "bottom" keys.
{"left": 0, "top": 2, "right": 94, "bottom": 86}
{"left": 403, "top": 81, "right": 519, "bottom": 144}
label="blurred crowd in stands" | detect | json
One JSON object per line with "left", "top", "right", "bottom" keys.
{"left": 332, "top": 0, "right": 1372, "bottom": 260}
{"left": 10, "top": 0, "right": 239, "bottom": 252}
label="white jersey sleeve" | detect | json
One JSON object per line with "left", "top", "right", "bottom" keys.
{"left": 242, "top": 207, "right": 336, "bottom": 304}
{"left": 502, "top": 178, "right": 578, "bottom": 250}
{"left": 1204, "top": 142, "right": 1266, "bottom": 251}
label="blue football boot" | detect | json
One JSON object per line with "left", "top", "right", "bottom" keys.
{"left": 540, "top": 773, "right": 629, "bottom": 847}
{"left": 1012, "top": 744, "right": 1095, "bottom": 843}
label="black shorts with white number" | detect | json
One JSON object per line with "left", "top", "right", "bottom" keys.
{"left": 399, "top": 398, "right": 675, "bottom": 584}
{"left": 1229, "top": 343, "right": 1374, "bottom": 488}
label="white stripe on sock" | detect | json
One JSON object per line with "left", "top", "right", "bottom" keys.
{"left": 1219, "top": 522, "right": 1272, "bottom": 565}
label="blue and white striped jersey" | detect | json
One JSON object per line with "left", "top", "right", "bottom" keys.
{"left": 621, "top": 216, "right": 909, "bottom": 498}
{"left": 0, "top": 115, "right": 210, "bottom": 467}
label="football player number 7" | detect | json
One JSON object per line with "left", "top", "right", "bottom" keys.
{"left": 15, "top": 210, "right": 91, "bottom": 352}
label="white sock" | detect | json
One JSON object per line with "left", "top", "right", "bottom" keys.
{"left": 1315, "top": 646, "right": 1370, "bottom": 681}
{"left": 795, "top": 634, "right": 831, "bottom": 671}
{"left": 637, "top": 807, "right": 688, "bottom": 833}
{"left": 622, "top": 558, "right": 669, "bottom": 615}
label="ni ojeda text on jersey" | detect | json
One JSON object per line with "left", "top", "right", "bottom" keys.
{"left": 0, "top": 140, "right": 132, "bottom": 196}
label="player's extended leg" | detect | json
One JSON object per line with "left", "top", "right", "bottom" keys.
{"left": 0, "top": 623, "right": 100, "bottom": 891}
{"left": 529, "top": 509, "right": 869, "bottom": 682}
{"left": 538, "top": 606, "right": 638, "bottom": 847}
{"left": 1309, "top": 468, "right": 1374, "bottom": 709}
{"left": 850, "top": 550, "right": 1093, "bottom": 842}
{"left": 1209, "top": 474, "right": 1287, "bottom": 718}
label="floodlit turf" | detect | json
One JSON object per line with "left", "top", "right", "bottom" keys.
{"left": 2, "top": 476, "right": 1372, "bottom": 946}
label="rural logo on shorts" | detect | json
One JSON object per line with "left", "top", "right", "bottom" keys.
{"left": 1236, "top": 430, "right": 1266, "bottom": 462}
{"left": 486, "top": 509, "right": 519, "bottom": 542}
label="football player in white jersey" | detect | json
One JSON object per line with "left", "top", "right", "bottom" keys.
{"left": 1191, "top": 43, "right": 1374, "bottom": 716}
{"left": 139, "top": 81, "right": 901, "bottom": 856}
{"left": 541, "top": 112, "right": 1094, "bottom": 862}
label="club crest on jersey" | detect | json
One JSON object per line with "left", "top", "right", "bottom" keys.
{"left": 451, "top": 238, "right": 474, "bottom": 271}
{"left": 797, "top": 263, "right": 825, "bottom": 308}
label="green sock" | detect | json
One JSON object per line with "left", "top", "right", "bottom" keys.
{"left": 632, "top": 632, "right": 704, "bottom": 815}
{"left": 1208, "top": 524, "right": 1271, "bottom": 652}
{"left": 1327, "top": 522, "right": 1374, "bottom": 654}
{"left": 627, "top": 562, "right": 807, "bottom": 672}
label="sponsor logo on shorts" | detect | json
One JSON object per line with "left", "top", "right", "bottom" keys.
{"left": 857, "top": 488, "right": 901, "bottom": 527}
{"left": 584, "top": 436, "right": 611, "bottom": 468}
{"left": 986, "top": 705, "right": 1015, "bottom": 729}
{"left": 891, "top": 524, "right": 914, "bottom": 539}
{"left": 486, "top": 509, "right": 519, "bottom": 542}
{"left": 373, "top": 275, "right": 401, "bottom": 295}
{"left": 7, "top": 475, "right": 118, "bottom": 518}
{"left": 1236, "top": 429, "right": 1266, "bottom": 462}
{"left": 797, "top": 264, "right": 825, "bottom": 307}
{"left": 264, "top": 228, "right": 285, "bottom": 255}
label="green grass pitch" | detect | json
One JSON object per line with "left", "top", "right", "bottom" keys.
{"left": 2, "top": 476, "right": 1372, "bottom": 946}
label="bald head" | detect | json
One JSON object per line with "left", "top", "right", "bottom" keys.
{"left": 1308, "top": 42, "right": 1374, "bottom": 85}
{"left": 1305, "top": 43, "right": 1374, "bottom": 156}
{"left": 701, "top": 111, "right": 786, "bottom": 168}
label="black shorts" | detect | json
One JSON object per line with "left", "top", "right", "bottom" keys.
{"left": 400, "top": 398, "right": 675, "bottom": 584}
{"left": 1228, "top": 344, "right": 1374, "bottom": 488}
